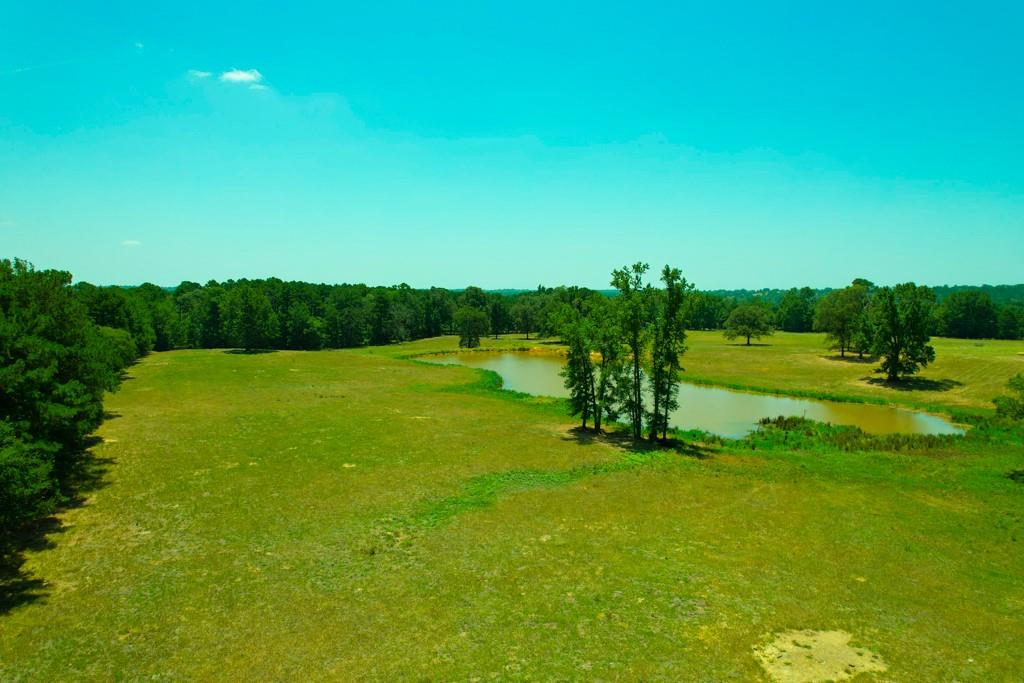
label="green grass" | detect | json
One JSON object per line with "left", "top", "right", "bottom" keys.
{"left": 1, "top": 335, "right": 1023, "bottom": 680}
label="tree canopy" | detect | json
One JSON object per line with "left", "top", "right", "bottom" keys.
{"left": 724, "top": 305, "right": 773, "bottom": 345}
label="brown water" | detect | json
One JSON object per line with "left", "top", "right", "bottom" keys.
{"left": 427, "top": 352, "right": 963, "bottom": 438}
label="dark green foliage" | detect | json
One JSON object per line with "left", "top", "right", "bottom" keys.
{"left": 1, "top": 259, "right": 125, "bottom": 531}
{"left": 488, "top": 295, "right": 510, "bottom": 339}
{"left": 723, "top": 304, "right": 773, "bottom": 345}
{"left": 224, "top": 285, "right": 279, "bottom": 351}
{"left": 73, "top": 282, "right": 155, "bottom": 355}
{"left": 775, "top": 287, "right": 817, "bottom": 332}
{"left": 511, "top": 300, "right": 535, "bottom": 339}
{"left": 647, "top": 267, "right": 690, "bottom": 441}
{"left": 611, "top": 263, "right": 652, "bottom": 440}
{"left": 559, "top": 313, "right": 596, "bottom": 428}
{"left": 935, "top": 290, "right": 998, "bottom": 339}
{"left": 750, "top": 416, "right": 959, "bottom": 453}
{"left": 814, "top": 282, "right": 870, "bottom": 357}
{"left": 996, "top": 305, "right": 1023, "bottom": 340}
{"left": 454, "top": 306, "right": 488, "bottom": 348}
{"left": 994, "top": 374, "right": 1024, "bottom": 420}
{"left": 870, "top": 283, "right": 936, "bottom": 381}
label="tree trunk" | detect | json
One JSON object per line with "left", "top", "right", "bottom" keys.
{"left": 746, "top": 334, "right": 751, "bottom": 346}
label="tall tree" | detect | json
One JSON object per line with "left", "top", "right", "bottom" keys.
{"left": 775, "top": 287, "right": 817, "bottom": 332}
{"left": 559, "top": 312, "right": 596, "bottom": 429}
{"left": 610, "top": 263, "right": 651, "bottom": 440}
{"left": 647, "top": 266, "right": 690, "bottom": 441}
{"left": 870, "top": 283, "right": 936, "bottom": 381}
{"left": 1, "top": 259, "right": 122, "bottom": 531}
{"left": 814, "top": 284, "right": 869, "bottom": 357}
{"left": 454, "top": 306, "right": 488, "bottom": 348}
{"left": 224, "top": 285, "right": 279, "bottom": 352}
{"left": 511, "top": 300, "right": 535, "bottom": 340}
{"left": 937, "top": 290, "right": 998, "bottom": 339}
{"left": 723, "top": 304, "right": 773, "bottom": 345}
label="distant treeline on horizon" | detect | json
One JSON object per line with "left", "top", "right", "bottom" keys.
{"left": 65, "top": 274, "right": 1024, "bottom": 357}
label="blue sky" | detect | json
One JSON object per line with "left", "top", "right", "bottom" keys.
{"left": 2, "top": 2, "right": 1022, "bottom": 289}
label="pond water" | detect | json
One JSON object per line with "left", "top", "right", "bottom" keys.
{"left": 426, "top": 352, "right": 963, "bottom": 438}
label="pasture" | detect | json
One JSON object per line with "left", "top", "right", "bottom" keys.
{"left": 1, "top": 333, "right": 1022, "bottom": 680}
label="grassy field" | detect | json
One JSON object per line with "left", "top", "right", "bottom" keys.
{"left": 1, "top": 334, "right": 1023, "bottom": 680}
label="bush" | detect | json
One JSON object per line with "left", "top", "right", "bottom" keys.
{"left": 994, "top": 374, "right": 1024, "bottom": 420}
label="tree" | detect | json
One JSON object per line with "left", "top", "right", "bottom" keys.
{"left": 814, "top": 284, "right": 869, "bottom": 357}
{"left": 647, "top": 266, "right": 690, "bottom": 441}
{"left": 488, "top": 295, "right": 510, "bottom": 339}
{"left": 511, "top": 300, "right": 535, "bottom": 339}
{"left": 775, "top": 287, "right": 816, "bottom": 332}
{"left": 367, "top": 290, "right": 393, "bottom": 345}
{"left": 937, "top": 290, "right": 998, "bottom": 339}
{"left": 454, "top": 306, "right": 488, "bottom": 348}
{"left": 460, "top": 286, "right": 488, "bottom": 311}
{"left": 996, "top": 305, "right": 1023, "bottom": 340}
{"left": 224, "top": 285, "right": 279, "bottom": 351}
{"left": 610, "top": 263, "right": 651, "bottom": 440}
{"left": 724, "top": 304, "right": 773, "bottom": 345}
{"left": 1, "top": 259, "right": 121, "bottom": 531}
{"left": 994, "top": 374, "right": 1024, "bottom": 420}
{"left": 589, "top": 300, "right": 627, "bottom": 432}
{"left": 870, "top": 283, "right": 935, "bottom": 382}
{"left": 284, "top": 301, "right": 324, "bottom": 350}
{"left": 559, "top": 312, "right": 596, "bottom": 428}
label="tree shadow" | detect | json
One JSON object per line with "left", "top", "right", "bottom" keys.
{"left": 823, "top": 354, "right": 875, "bottom": 364}
{"left": 862, "top": 376, "right": 963, "bottom": 392}
{"left": 223, "top": 348, "right": 279, "bottom": 355}
{"left": 724, "top": 342, "right": 772, "bottom": 347}
{"left": 561, "top": 426, "right": 715, "bottom": 459}
{"left": 0, "top": 437, "right": 113, "bottom": 615}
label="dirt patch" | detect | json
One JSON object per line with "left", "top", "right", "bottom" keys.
{"left": 754, "top": 630, "right": 887, "bottom": 683}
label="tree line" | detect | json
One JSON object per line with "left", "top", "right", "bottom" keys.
{"left": 688, "top": 285, "right": 1024, "bottom": 340}
{"left": 1, "top": 260, "right": 135, "bottom": 535}
{"left": 57, "top": 276, "right": 1024, "bottom": 360}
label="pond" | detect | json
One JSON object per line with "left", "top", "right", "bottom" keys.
{"left": 426, "top": 351, "right": 964, "bottom": 438}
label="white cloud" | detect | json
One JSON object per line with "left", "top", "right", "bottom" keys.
{"left": 188, "top": 69, "right": 212, "bottom": 79}
{"left": 249, "top": 83, "right": 268, "bottom": 91}
{"left": 220, "top": 68, "right": 263, "bottom": 84}
{"left": 121, "top": 240, "right": 141, "bottom": 248}
{"left": 134, "top": 42, "right": 145, "bottom": 50}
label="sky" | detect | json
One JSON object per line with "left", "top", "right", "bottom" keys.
{"left": 1, "top": 1, "right": 1022, "bottom": 290}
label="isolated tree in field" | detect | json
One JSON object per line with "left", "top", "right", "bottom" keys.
{"left": 994, "top": 374, "right": 1024, "bottom": 420}
{"left": 455, "top": 306, "right": 488, "bottom": 348}
{"left": 611, "top": 263, "right": 651, "bottom": 440}
{"left": 870, "top": 283, "right": 935, "bottom": 382}
{"left": 724, "top": 304, "right": 772, "bottom": 345}
{"left": 225, "top": 285, "right": 279, "bottom": 351}
{"left": 814, "top": 284, "right": 869, "bottom": 357}
{"left": 647, "top": 266, "right": 690, "bottom": 441}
